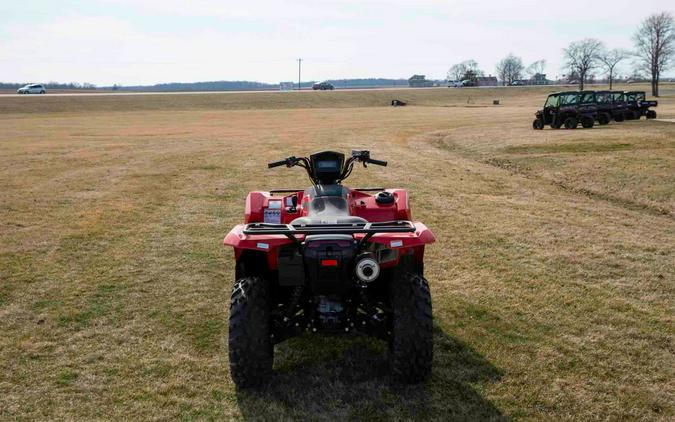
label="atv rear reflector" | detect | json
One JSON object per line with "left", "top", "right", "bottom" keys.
{"left": 321, "top": 259, "right": 338, "bottom": 267}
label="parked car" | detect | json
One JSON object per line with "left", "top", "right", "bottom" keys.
{"left": 312, "top": 81, "right": 334, "bottom": 90}
{"left": 17, "top": 84, "right": 46, "bottom": 94}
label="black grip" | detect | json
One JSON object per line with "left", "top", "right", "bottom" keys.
{"left": 268, "top": 159, "right": 287, "bottom": 168}
{"left": 368, "top": 158, "right": 387, "bottom": 166}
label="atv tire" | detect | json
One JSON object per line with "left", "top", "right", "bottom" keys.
{"left": 614, "top": 113, "right": 625, "bottom": 122}
{"left": 532, "top": 118, "right": 544, "bottom": 130}
{"left": 564, "top": 117, "right": 578, "bottom": 129}
{"left": 598, "top": 113, "right": 610, "bottom": 125}
{"left": 581, "top": 116, "right": 594, "bottom": 128}
{"left": 646, "top": 110, "right": 657, "bottom": 119}
{"left": 228, "top": 276, "right": 273, "bottom": 388}
{"left": 389, "top": 269, "right": 433, "bottom": 383}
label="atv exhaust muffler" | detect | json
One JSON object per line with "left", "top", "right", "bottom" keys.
{"left": 355, "top": 253, "right": 380, "bottom": 283}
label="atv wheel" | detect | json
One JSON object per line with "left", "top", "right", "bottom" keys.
{"left": 581, "top": 116, "right": 594, "bottom": 128}
{"left": 564, "top": 117, "right": 578, "bottom": 129}
{"left": 532, "top": 118, "right": 544, "bottom": 130}
{"left": 614, "top": 113, "right": 625, "bottom": 122}
{"left": 228, "top": 276, "right": 273, "bottom": 388}
{"left": 598, "top": 113, "right": 610, "bottom": 125}
{"left": 389, "top": 269, "right": 433, "bottom": 383}
{"left": 646, "top": 110, "right": 657, "bottom": 119}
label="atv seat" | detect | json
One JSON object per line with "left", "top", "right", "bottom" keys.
{"left": 291, "top": 196, "right": 367, "bottom": 226}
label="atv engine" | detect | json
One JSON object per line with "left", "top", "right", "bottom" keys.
{"left": 316, "top": 295, "right": 344, "bottom": 328}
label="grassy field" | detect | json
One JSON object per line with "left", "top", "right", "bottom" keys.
{"left": 1, "top": 85, "right": 673, "bottom": 420}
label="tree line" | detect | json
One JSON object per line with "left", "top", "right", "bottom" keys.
{"left": 447, "top": 11, "right": 674, "bottom": 96}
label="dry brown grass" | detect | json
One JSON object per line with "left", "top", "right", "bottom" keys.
{"left": 1, "top": 85, "right": 673, "bottom": 420}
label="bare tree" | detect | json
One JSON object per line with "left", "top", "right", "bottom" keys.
{"left": 563, "top": 38, "right": 604, "bottom": 90}
{"left": 525, "top": 59, "right": 546, "bottom": 77}
{"left": 447, "top": 60, "right": 482, "bottom": 82}
{"left": 633, "top": 12, "right": 675, "bottom": 97}
{"left": 496, "top": 54, "right": 524, "bottom": 86}
{"left": 599, "top": 48, "right": 628, "bottom": 89}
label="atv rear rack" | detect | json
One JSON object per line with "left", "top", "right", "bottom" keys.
{"left": 269, "top": 187, "right": 385, "bottom": 194}
{"left": 243, "top": 220, "right": 416, "bottom": 236}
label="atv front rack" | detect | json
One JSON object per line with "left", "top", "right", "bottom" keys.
{"left": 243, "top": 220, "right": 416, "bottom": 236}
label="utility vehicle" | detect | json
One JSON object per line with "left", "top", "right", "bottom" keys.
{"left": 623, "top": 91, "right": 657, "bottom": 120}
{"left": 533, "top": 91, "right": 597, "bottom": 130}
{"left": 224, "top": 150, "right": 435, "bottom": 388}
{"left": 594, "top": 90, "right": 626, "bottom": 123}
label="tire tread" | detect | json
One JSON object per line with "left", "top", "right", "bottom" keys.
{"left": 228, "top": 276, "right": 273, "bottom": 388}
{"left": 389, "top": 269, "right": 433, "bottom": 383}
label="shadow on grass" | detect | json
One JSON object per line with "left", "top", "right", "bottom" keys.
{"left": 236, "top": 324, "right": 506, "bottom": 421}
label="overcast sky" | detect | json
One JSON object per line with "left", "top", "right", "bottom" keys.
{"left": 1, "top": 0, "right": 673, "bottom": 85}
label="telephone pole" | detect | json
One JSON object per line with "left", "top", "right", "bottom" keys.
{"left": 297, "top": 58, "right": 302, "bottom": 91}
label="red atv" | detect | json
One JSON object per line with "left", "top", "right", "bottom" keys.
{"left": 224, "top": 150, "right": 435, "bottom": 387}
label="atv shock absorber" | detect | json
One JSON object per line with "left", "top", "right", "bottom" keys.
{"left": 284, "top": 285, "right": 304, "bottom": 319}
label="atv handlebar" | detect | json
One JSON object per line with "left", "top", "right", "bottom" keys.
{"left": 268, "top": 156, "right": 302, "bottom": 168}
{"left": 267, "top": 150, "right": 385, "bottom": 184}
{"left": 268, "top": 159, "right": 287, "bottom": 168}
{"left": 366, "top": 158, "right": 387, "bottom": 166}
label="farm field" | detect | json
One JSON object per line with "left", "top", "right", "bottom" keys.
{"left": 1, "top": 85, "right": 674, "bottom": 420}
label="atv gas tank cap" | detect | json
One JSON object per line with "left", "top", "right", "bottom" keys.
{"left": 375, "top": 191, "right": 394, "bottom": 205}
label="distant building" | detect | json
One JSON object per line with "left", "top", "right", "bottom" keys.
{"left": 476, "top": 76, "right": 498, "bottom": 87}
{"left": 279, "top": 82, "right": 294, "bottom": 91}
{"left": 408, "top": 75, "right": 434, "bottom": 88}
{"left": 530, "top": 73, "right": 548, "bottom": 85}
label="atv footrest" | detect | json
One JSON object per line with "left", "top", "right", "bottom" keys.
{"left": 243, "top": 220, "right": 416, "bottom": 235}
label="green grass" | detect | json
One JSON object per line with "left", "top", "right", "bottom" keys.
{"left": 56, "top": 370, "right": 79, "bottom": 386}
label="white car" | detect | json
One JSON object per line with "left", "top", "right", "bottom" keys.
{"left": 17, "top": 84, "right": 46, "bottom": 94}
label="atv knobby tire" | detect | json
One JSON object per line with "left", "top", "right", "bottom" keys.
{"left": 229, "top": 276, "right": 273, "bottom": 388}
{"left": 646, "top": 110, "right": 657, "bottom": 119}
{"left": 389, "top": 270, "right": 433, "bottom": 383}
{"left": 598, "top": 112, "right": 610, "bottom": 125}
{"left": 532, "top": 118, "right": 544, "bottom": 130}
